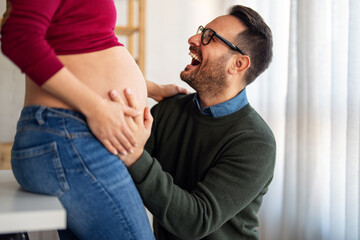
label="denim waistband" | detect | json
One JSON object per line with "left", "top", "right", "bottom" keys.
{"left": 19, "top": 105, "right": 87, "bottom": 125}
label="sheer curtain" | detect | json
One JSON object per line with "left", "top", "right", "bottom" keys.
{"left": 281, "top": 0, "right": 360, "bottom": 239}
{"left": 224, "top": 0, "right": 360, "bottom": 239}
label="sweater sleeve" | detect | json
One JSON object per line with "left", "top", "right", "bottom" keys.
{"left": 1, "top": 0, "right": 64, "bottom": 86}
{"left": 128, "top": 135, "right": 276, "bottom": 239}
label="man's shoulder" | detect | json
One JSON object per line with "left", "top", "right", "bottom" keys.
{"left": 161, "top": 93, "right": 195, "bottom": 104}
{"left": 152, "top": 93, "right": 195, "bottom": 113}
{"left": 238, "top": 105, "right": 276, "bottom": 148}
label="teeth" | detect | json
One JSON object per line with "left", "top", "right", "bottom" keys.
{"left": 189, "top": 52, "right": 201, "bottom": 62}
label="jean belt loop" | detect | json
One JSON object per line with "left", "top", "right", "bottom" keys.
{"left": 35, "top": 106, "right": 47, "bottom": 125}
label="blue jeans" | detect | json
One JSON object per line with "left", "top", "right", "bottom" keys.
{"left": 11, "top": 106, "right": 154, "bottom": 240}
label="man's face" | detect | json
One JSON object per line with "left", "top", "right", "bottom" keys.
{"left": 180, "top": 15, "right": 245, "bottom": 94}
{"left": 180, "top": 43, "right": 231, "bottom": 94}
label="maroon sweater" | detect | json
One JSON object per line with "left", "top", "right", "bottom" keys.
{"left": 1, "top": 0, "right": 122, "bottom": 86}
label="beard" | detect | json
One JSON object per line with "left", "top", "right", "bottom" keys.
{"left": 180, "top": 53, "right": 232, "bottom": 97}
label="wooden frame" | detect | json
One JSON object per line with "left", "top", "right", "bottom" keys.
{"left": 0, "top": 143, "right": 12, "bottom": 170}
{"left": 115, "top": 0, "right": 146, "bottom": 74}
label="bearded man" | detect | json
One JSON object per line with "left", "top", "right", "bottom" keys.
{"left": 111, "top": 5, "right": 276, "bottom": 240}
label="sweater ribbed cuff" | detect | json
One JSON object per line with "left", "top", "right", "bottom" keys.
{"left": 127, "top": 150, "right": 153, "bottom": 183}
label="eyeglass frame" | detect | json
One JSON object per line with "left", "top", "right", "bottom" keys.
{"left": 197, "top": 25, "right": 246, "bottom": 55}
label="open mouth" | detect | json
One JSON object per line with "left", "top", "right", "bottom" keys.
{"left": 189, "top": 52, "right": 201, "bottom": 66}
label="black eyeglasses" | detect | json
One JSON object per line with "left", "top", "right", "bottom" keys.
{"left": 197, "top": 25, "right": 246, "bottom": 55}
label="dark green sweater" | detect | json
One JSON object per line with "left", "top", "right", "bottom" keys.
{"left": 128, "top": 94, "right": 276, "bottom": 240}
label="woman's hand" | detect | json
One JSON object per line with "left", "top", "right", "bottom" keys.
{"left": 40, "top": 68, "right": 143, "bottom": 156}
{"left": 109, "top": 89, "right": 153, "bottom": 167}
{"left": 85, "top": 96, "right": 141, "bottom": 156}
{"left": 146, "top": 80, "right": 190, "bottom": 102}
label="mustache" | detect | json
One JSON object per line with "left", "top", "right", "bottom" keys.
{"left": 189, "top": 45, "right": 202, "bottom": 59}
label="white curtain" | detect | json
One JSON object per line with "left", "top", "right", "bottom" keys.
{"left": 224, "top": 0, "right": 360, "bottom": 239}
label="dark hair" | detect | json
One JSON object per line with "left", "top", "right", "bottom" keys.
{"left": 229, "top": 5, "right": 273, "bottom": 85}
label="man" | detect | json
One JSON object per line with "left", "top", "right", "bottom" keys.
{"left": 113, "top": 5, "right": 275, "bottom": 240}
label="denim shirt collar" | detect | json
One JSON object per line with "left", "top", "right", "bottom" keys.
{"left": 193, "top": 88, "right": 248, "bottom": 118}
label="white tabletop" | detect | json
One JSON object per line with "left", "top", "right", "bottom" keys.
{"left": 0, "top": 170, "right": 66, "bottom": 234}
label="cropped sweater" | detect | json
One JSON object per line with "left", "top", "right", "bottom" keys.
{"left": 128, "top": 94, "right": 276, "bottom": 240}
{"left": 1, "top": 0, "right": 122, "bottom": 86}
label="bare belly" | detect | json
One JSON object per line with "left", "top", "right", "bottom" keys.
{"left": 24, "top": 46, "right": 147, "bottom": 110}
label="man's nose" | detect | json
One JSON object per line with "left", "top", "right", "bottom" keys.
{"left": 188, "top": 33, "right": 201, "bottom": 46}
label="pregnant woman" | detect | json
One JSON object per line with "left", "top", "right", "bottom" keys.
{"left": 1, "top": 0, "right": 186, "bottom": 239}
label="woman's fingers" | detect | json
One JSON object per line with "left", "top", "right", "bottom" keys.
{"left": 176, "top": 85, "right": 191, "bottom": 95}
{"left": 124, "top": 89, "right": 139, "bottom": 109}
{"left": 109, "top": 90, "right": 140, "bottom": 117}
{"left": 124, "top": 89, "right": 142, "bottom": 125}
{"left": 102, "top": 139, "right": 118, "bottom": 155}
{"left": 109, "top": 89, "right": 124, "bottom": 104}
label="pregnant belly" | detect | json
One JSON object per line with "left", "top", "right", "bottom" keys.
{"left": 24, "top": 46, "right": 147, "bottom": 110}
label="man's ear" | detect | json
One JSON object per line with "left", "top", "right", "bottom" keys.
{"left": 228, "top": 55, "right": 250, "bottom": 75}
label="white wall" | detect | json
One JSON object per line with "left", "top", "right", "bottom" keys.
{"left": 145, "top": 0, "right": 226, "bottom": 86}
{"left": 0, "top": 0, "right": 26, "bottom": 142}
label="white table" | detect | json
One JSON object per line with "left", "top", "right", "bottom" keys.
{"left": 0, "top": 170, "right": 66, "bottom": 234}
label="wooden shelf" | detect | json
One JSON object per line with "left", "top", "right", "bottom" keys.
{"left": 115, "top": 0, "right": 146, "bottom": 74}
{"left": 0, "top": 143, "right": 12, "bottom": 170}
{"left": 115, "top": 26, "right": 139, "bottom": 36}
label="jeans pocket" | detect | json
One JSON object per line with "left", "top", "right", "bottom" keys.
{"left": 11, "top": 141, "right": 69, "bottom": 197}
